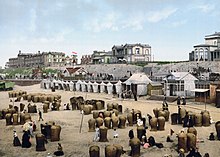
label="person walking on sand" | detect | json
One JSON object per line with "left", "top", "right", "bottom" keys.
{"left": 93, "top": 126, "right": 100, "bottom": 142}
{"left": 13, "top": 129, "right": 21, "bottom": 146}
{"left": 38, "top": 109, "right": 44, "bottom": 121}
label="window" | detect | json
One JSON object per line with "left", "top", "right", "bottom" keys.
{"left": 199, "top": 48, "right": 204, "bottom": 61}
{"left": 205, "top": 48, "right": 208, "bottom": 60}
{"left": 135, "top": 48, "right": 140, "bottom": 54}
{"left": 145, "top": 49, "right": 149, "bottom": 55}
{"left": 195, "top": 50, "right": 198, "bottom": 61}
{"left": 180, "top": 85, "right": 184, "bottom": 91}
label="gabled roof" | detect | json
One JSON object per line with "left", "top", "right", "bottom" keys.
{"left": 124, "top": 43, "right": 151, "bottom": 48}
{"left": 124, "top": 73, "right": 152, "bottom": 85}
{"left": 65, "top": 67, "right": 81, "bottom": 74}
{"left": 167, "top": 72, "right": 198, "bottom": 81}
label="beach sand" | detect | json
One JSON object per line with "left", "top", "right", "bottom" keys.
{"left": 0, "top": 84, "right": 220, "bottom": 157}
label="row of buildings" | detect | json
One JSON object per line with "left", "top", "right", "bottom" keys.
{"left": 6, "top": 51, "right": 78, "bottom": 68}
{"left": 6, "top": 31, "right": 220, "bottom": 68}
{"left": 81, "top": 43, "right": 152, "bottom": 64}
{"left": 6, "top": 43, "right": 152, "bottom": 68}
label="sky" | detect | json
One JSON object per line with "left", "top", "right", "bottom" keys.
{"left": 0, "top": 0, "right": 220, "bottom": 68}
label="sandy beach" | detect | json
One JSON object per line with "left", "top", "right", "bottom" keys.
{"left": 0, "top": 84, "right": 220, "bottom": 157}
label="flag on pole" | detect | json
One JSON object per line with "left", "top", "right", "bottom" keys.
{"left": 72, "top": 51, "right": 77, "bottom": 55}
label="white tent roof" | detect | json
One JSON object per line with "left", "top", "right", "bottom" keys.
{"left": 124, "top": 73, "right": 152, "bottom": 85}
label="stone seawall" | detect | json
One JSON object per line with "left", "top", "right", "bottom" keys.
{"left": 5, "top": 79, "right": 41, "bottom": 86}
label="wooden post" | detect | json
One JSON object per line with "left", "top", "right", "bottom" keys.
{"left": 79, "top": 110, "right": 84, "bottom": 133}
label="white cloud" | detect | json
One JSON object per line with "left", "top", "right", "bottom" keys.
{"left": 84, "top": 12, "right": 119, "bottom": 32}
{"left": 147, "top": 8, "right": 177, "bottom": 23}
{"left": 197, "top": 4, "right": 215, "bottom": 13}
{"left": 122, "top": 14, "right": 145, "bottom": 31}
{"left": 171, "top": 20, "right": 187, "bottom": 27}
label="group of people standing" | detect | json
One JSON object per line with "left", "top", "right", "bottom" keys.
{"left": 12, "top": 108, "right": 64, "bottom": 156}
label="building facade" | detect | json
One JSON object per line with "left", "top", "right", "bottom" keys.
{"left": 189, "top": 32, "right": 220, "bottom": 61}
{"left": 112, "top": 43, "right": 152, "bottom": 63}
{"left": 91, "top": 50, "right": 113, "bottom": 64}
{"left": 81, "top": 55, "right": 92, "bottom": 64}
{"left": 6, "top": 51, "right": 67, "bottom": 68}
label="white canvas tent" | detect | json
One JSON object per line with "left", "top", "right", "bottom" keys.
{"left": 92, "top": 82, "right": 99, "bottom": 93}
{"left": 100, "top": 81, "right": 106, "bottom": 93}
{"left": 50, "top": 80, "right": 55, "bottom": 88}
{"left": 115, "top": 80, "right": 122, "bottom": 94}
{"left": 107, "top": 82, "right": 113, "bottom": 94}
{"left": 69, "top": 81, "right": 74, "bottom": 91}
{"left": 45, "top": 79, "right": 50, "bottom": 89}
{"left": 40, "top": 79, "right": 45, "bottom": 88}
{"left": 87, "top": 81, "right": 92, "bottom": 92}
{"left": 76, "top": 80, "right": 82, "bottom": 91}
{"left": 81, "top": 81, "right": 87, "bottom": 92}
{"left": 123, "top": 73, "right": 152, "bottom": 96}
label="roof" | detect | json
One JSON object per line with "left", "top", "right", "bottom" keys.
{"left": 167, "top": 72, "right": 198, "bottom": 81}
{"left": 65, "top": 67, "right": 81, "bottom": 74}
{"left": 193, "top": 44, "right": 217, "bottom": 47}
{"left": 124, "top": 43, "right": 151, "bottom": 48}
{"left": 112, "top": 43, "right": 151, "bottom": 49}
{"left": 205, "top": 32, "right": 220, "bottom": 38}
{"left": 124, "top": 73, "right": 152, "bottom": 85}
{"left": 149, "top": 82, "right": 162, "bottom": 86}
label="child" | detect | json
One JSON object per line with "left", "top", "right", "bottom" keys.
{"left": 93, "top": 127, "right": 100, "bottom": 142}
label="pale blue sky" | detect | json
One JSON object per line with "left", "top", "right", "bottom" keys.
{"left": 0, "top": 0, "right": 220, "bottom": 67}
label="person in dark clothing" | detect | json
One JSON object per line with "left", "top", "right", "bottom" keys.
{"left": 209, "top": 133, "right": 215, "bottom": 141}
{"left": 177, "top": 96, "right": 181, "bottom": 105}
{"left": 178, "top": 105, "right": 182, "bottom": 124}
{"left": 148, "top": 136, "right": 156, "bottom": 147}
{"left": 38, "top": 109, "right": 44, "bottom": 121}
{"left": 142, "top": 116, "right": 146, "bottom": 128}
{"left": 54, "top": 143, "right": 64, "bottom": 156}
{"left": 182, "top": 97, "right": 186, "bottom": 105}
{"left": 188, "top": 115, "right": 194, "bottom": 127}
{"left": 186, "top": 148, "right": 202, "bottom": 157}
{"left": 183, "top": 112, "right": 189, "bottom": 127}
{"left": 13, "top": 130, "right": 21, "bottom": 146}
{"left": 66, "top": 103, "right": 70, "bottom": 110}
{"left": 203, "top": 153, "right": 210, "bottom": 157}
{"left": 129, "top": 129, "right": 134, "bottom": 139}
{"left": 22, "top": 130, "right": 31, "bottom": 148}
{"left": 140, "top": 129, "right": 147, "bottom": 145}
